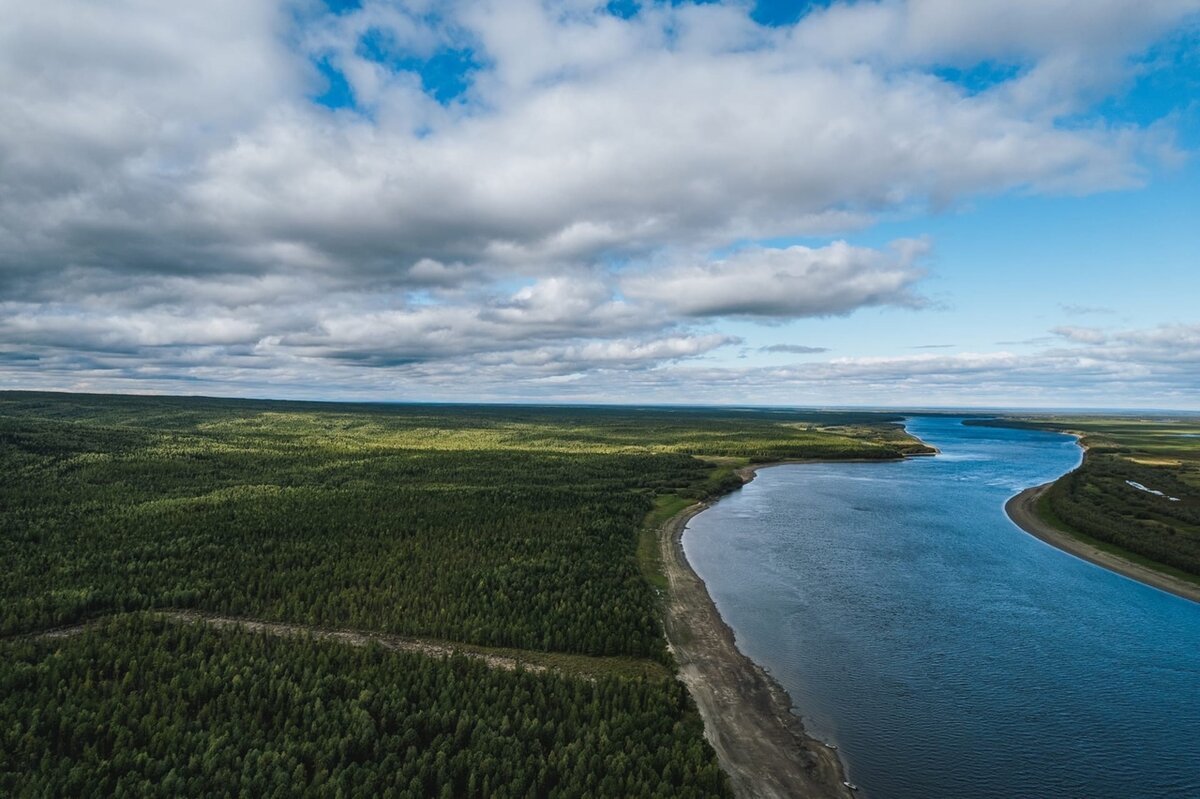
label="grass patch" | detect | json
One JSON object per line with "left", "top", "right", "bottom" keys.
{"left": 638, "top": 494, "right": 697, "bottom": 592}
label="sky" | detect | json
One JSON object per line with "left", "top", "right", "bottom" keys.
{"left": 1, "top": 0, "right": 1199, "bottom": 409}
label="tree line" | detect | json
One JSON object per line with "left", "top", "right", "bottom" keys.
{"left": 1045, "top": 453, "right": 1199, "bottom": 575}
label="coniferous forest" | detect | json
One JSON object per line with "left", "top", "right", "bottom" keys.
{"left": 2, "top": 615, "right": 724, "bottom": 798}
{"left": 0, "top": 391, "right": 925, "bottom": 797}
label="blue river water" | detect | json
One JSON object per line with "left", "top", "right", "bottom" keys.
{"left": 683, "top": 416, "right": 1200, "bottom": 799}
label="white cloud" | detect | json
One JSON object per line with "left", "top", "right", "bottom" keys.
{"left": 0, "top": 0, "right": 1196, "bottom": 402}
{"left": 623, "top": 240, "right": 926, "bottom": 318}
{"left": 8, "top": 323, "right": 1199, "bottom": 409}
{"left": 761, "top": 344, "right": 829, "bottom": 355}
{"left": 1052, "top": 326, "right": 1109, "bottom": 345}
{"left": 5, "top": 0, "right": 1186, "bottom": 289}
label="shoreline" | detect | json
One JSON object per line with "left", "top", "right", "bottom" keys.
{"left": 1005, "top": 484, "right": 1200, "bottom": 604}
{"left": 659, "top": 463, "right": 856, "bottom": 799}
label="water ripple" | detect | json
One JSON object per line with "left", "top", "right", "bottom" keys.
{"left": 685, "top": 416, "right": 1200, "bottom": 799}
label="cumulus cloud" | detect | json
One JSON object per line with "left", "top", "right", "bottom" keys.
{"left": 623, "top": 240, "right": 927, "bottom": 318}
{"left": 0, "top": 0, "right": 1197, "bottom": 400}
{"left": 3, "top": 0, "right": 1188, "bottom": 287}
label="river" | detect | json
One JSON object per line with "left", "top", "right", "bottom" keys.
{"left": 683, "top": 415, "right": 1200, "bottom": 799}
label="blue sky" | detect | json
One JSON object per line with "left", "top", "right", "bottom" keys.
{"left": 742, "top": 158, "right": 1200, "bottom": 358}
{"left": 1, "top": 0, "right": 1199, "bottom": 408}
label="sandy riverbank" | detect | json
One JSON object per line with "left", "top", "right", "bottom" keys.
{"left": 659, "top": 465, "right": 855, "bottom": 799}
{"left": 1006, "top": 484, "right": 1200, "bottom": 604}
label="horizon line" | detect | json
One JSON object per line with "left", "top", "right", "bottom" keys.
{"left": 3, "top": 388, "right": 1197, "bottom": 417}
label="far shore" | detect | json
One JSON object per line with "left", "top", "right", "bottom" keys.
{"left": 659, "top": 462, "right": 864, "bottom": 799}
{"left": 1006, "top": 484, "right": 1200, "bottom": 604}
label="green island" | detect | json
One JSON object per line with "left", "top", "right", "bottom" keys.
{"left": 975, "top": 415, "right": 1200, "bottom": 598}
{"left": 0, "top": 390, "right": 928, "bottom": 798}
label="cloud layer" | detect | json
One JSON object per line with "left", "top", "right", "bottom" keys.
{"left": 1, "top": 0, "right": 1198, "bottom": 405}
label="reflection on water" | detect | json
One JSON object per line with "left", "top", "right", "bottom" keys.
{"left": 684, "top": 416, "right": 1200, "bottom": 799}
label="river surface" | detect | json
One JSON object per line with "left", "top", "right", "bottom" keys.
{"left": 683, "top": 416, "right": 1200, "bottom": 799}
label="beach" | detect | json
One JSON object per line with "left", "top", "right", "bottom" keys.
{"left": 659, "top": 465, "right": 854, "bottom": 799}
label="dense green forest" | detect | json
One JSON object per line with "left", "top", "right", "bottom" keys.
{"left": 0, "top": 614, "right": 725, "bottom": 798}
{"left": 0, "top": 392, "right": 922, "bottom": 646}
{"left": 977, "top": 416, "right": 1200, "bottom": 578}
{"left": 0, "top": 390, "right": 926, "bottom": 796}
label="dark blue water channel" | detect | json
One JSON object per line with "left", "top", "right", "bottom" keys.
{"left": 683, "top": 416, "right": 1200, "bottom": 799}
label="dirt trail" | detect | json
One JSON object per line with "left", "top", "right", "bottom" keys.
{"left": 1007, "top": 484, "right": 1200, "bottom": 604}
{"left": 660, "top": 468, "right": 854, "bottom": 799}
{"left": 18, "top": 610, "right": 550, "bottom": 673}
{"left": 162, "top": 611, "right": 555, "bottom": 671}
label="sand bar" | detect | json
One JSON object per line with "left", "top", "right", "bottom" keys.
{"left": 1006, "top": 484, "right": 1200, "bottom": 604}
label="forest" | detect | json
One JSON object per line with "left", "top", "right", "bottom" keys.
{"left": 0, "top": 614, "right": 725, "bottom": 798}
{"left": 0, "top": 390, "right": 927, "bottom": 796}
